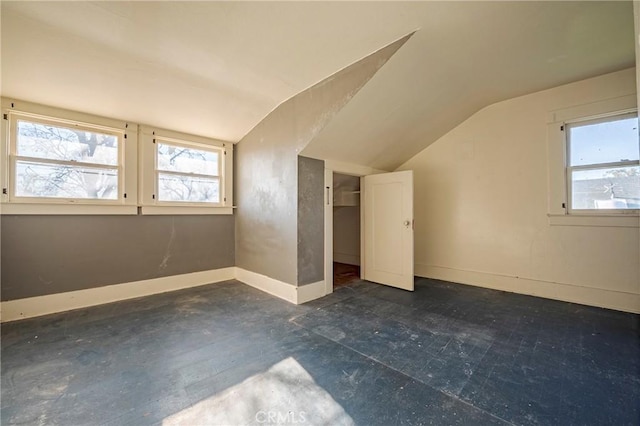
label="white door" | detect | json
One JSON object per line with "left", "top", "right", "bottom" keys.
{"left": 363, "top": 170, "right": 414, "bottom": 291}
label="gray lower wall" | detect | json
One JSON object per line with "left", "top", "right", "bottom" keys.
{"left": 1, "top": 215, "right": 234, "bottom": 301}
{"left": 297, "top": 156, "right": 325, "bottom": 285}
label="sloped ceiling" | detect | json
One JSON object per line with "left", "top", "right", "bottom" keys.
{"left": 2, "top": 2, "right": 635, "bottom": 170}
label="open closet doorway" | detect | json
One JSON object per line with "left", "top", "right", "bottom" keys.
{"left": 324, "top": 166, "right": 414, "bottom": 295}
{"left": 332, "top": 172, "right": 361, "bottom": 289}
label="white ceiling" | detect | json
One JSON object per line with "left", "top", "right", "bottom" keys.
{"left": 2, "top": 2, "right": 635, "bottom": 170}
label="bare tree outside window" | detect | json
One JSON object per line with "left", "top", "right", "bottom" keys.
{"left": 15, "top": 120, "right": 120, "bottom": 200}
{"left": 156, "top": 142, "right": 220, "bottom": 203}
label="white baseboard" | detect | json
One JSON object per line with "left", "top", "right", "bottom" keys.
{"left": 6, "top": 261, "right": 634, "bottom": 322}
{"left": 1, "top": 266, "right": 328, "bottom": 323}
{"left": 0, "top": 267, "right": 236, "bottom": 323}
{"left": 333, "top": 252, "right": 360, "bottom": 266}
{"left": 234, "top": 268, "right": 326, "bottom": 305}
{"left": 235, "top": 268, "right": 298, "bottom": 303}
{"left": 297, "top": 280, "right": 326, "bottom": 304}
{"left": 416, "top": 263, "right": 640, "bottom": 314}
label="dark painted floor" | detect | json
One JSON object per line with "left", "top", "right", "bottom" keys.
{"left": 1, "top": 278, "right": 638, "bottom": 425}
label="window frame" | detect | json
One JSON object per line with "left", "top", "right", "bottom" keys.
{"left": 154, "top": 136, "right": 223, "bottom": 206}
{"left": 564, "top": 111, "right": 640, "bottom": 216}
{"left": 546, "top": 94, "right": 639, "bottom": 227}
{"left": 139, "top": 125, "right": 233, "bottom": 215}
{"left": 1, "top": 99, "right": 138, "bottom": 215}
{"left": 8, "top": 112, "right": 125, "bottom": 204}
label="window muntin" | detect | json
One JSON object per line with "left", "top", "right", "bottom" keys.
{"left": 155, "top": 139, "right": 221, "bottom": 205}
{"left": 9, "top": 114, "right": 124, "bottom": 202}
{"left": 566, "top": 112, "right": 639, "bottom": 212}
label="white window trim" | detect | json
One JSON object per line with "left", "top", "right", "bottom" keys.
{"left": 1, "top": 98, "right": 235, "bottom": 216}
{"left": 546, "top": 93, "right": 639, "bottom": 227}
{"left": 1, "top": 99, "right": 138, "bottom": 215}
{"left": 139, "top": 125, "right": 233, "bottom": 215}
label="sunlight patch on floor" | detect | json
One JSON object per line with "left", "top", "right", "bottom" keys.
{"left": 163, "top": 357, "right": 354, "bottom": 425}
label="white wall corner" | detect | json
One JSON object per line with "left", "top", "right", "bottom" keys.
{"left": 0, "top": 267, "right": 236, "bottom": 323}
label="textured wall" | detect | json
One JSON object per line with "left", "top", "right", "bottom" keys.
{"left": 236, "top": 36, "right": 409, "bottom": 286}
{"left": 298, "top": 156, "right": 325, "bottom": 285}
{"left": 1, "top": 215, "right": 234, "bottom": 300}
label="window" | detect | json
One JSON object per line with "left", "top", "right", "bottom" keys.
{"left": 547, "top": 94, "right": 638, "bottom": 227}
{"left": 566, "top": 112, "right": 639, "bottom": 213}
{"left": 155, "top": 138, "right": 221, "bottom": 204}
{"left": 1, "top": 99, "right": 232, "bottom": 215}
{"left": 139, "top": 126, "right": 233, "bottom": 214}
{"left": 5, "top": 111, "right": 130, "bottom": 204}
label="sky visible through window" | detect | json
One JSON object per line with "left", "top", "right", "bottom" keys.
{"left": 570, "top": 116, "right": 639, "bottom": 175}
{"left": 569, "top": 114, "right": 639, "bottom": 209}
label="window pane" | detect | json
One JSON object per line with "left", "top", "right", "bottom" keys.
{"left": 157, "top": 143, "right": 219, "bottom": 175}
{"left": 17, "top": 120, "right": 119, "bottom": 166}
{"left": 16, "top": 161, "right": 118, "bottom": 200}
{"left": 571, "top": 166, "right": 640, "bottom": 209}
{"left": 158, "top": 173, "right": 220, "bottom": 203}
{"left": 569, "top": 115, "right": 639, "bottom": 166}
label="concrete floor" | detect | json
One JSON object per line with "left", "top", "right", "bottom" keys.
{"left": 1, "top": 278, "right": 638, "bottom": 425}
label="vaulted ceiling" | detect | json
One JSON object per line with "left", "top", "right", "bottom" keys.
{"left": 2, "top": 1, "right": 635, "bottom": 170}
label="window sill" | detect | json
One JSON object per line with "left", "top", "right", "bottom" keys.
{"left": 548, "top": 214, "right": 639, "bottom": 228}
{"left": 140, "top": 206, "right": 234, "bottom": 215}
{"left": 0, "top": 203, "right": 137, "bottom": 215}
{"left": 0, "top": 203, "right": 235, "bottom": 215}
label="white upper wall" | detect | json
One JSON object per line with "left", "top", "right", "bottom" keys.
{"left": 399, "top": 68, "right": 639, "bottom": 313}
{"left": 2, "top": 2, "right": 634, "bottom": 168}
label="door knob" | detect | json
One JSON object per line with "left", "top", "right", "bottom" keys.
{"left": 403, "top": 220, "right": 411, "bottom": 227}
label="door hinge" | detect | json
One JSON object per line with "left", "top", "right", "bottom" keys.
{"left": 2, "top": 188, "right": 7, "bottom": 195}
{"left": 560, "top": 125, "right": 564, "bottom": 131}
{"left": 153, "top": 138, "right": 156, "bottom": 144}
{"left": 562, "top": 202, "right": 566, "bottom": 209}
{"left": 152, "top": 194, "right": 155, "bottom": 199}
{"left": 3, "top": 114, "right": 7, "bottom": 120}
{"left": 124, "top": 134, "right": 127, "bottom": 139}
{"left": 124, "top": 193, "right": 127, "bottom": 199}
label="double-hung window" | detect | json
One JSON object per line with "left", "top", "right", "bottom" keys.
{"left": 139, "top": 126, "right": 232, "bottom": 214}
{"left": 155, "top": 137, "right": 222, "bottom": 205}
{"left": 566, "top": 112, "right": 639, "bottom": 213}
{"left": 1, "top": 99, "right": 232, "bottom": 215}
{"left": 5, "top": 112, "right": 126, "bottom": 204}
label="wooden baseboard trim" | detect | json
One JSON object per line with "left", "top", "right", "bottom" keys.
{"left": 415, "top": 263, "right": 639, "bottom": 314}
{"left": 0, "top": 267, "right": 236, "bottom": 322}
